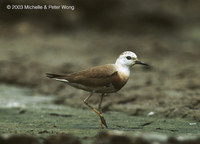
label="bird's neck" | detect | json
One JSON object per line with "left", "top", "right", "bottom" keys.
{"left": 115, "top": 63, "right": 130, "bottom": 78}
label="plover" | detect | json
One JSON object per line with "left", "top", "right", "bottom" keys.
{"left": 46, "top": 51, "right": 148, "bottom": 128}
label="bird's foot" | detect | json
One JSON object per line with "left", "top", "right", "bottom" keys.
{"left": 100, "top": 116, "right": 108, "bottom": 129}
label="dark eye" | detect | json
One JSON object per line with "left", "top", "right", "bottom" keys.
{"left": 126, "top": 56, "right": 131, "bottom": 60}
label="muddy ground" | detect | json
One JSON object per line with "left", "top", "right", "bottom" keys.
{"left": 0, "top": 84, "right": 199, "bottom": 144}
{"left": 0, "top": 29, "right": 199, "bottom": 121}
{"left": 0, "top": 0, "right": 200, "bottom": 143}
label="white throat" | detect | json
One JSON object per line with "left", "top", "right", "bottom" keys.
{"left": 115, "top": 62, "right": 131, "bottom": 77}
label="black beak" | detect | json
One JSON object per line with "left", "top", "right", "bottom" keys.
{"left": 135, "top": 60, "right": 148, "bottom": 66}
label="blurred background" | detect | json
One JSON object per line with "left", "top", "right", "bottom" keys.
{"left": 0, "top": 0, "right": 200, "bottom": 122}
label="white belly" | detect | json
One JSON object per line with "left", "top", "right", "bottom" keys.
{"left": 68, "top": 83, "right": 117, "bottom": 93}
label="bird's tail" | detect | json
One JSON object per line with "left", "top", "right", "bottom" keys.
{"left": 46, "top": 73, "right": 69, "bottom": 83}
{"left": 46, "top": 73, "right": 63, "bottom": 79}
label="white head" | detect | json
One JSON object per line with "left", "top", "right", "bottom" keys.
{"left": 115, "top": 51, "right": 138, "bottom": 68}
{"left": 115, "top": 51, "right": 148, "bottom": 76}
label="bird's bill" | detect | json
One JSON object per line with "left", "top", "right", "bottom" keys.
{"left": 135, "top": 60, "right": 148, "bottom": 66}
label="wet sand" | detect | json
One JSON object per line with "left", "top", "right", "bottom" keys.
{"left": 0, "top": 30, "right": 199, "bottom": 121}
{"left": 0, "top": 84, "right": 199, "bottom": 144}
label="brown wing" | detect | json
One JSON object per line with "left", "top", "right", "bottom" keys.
{"left": 63, "top": 64, "right": 118, "bottom": 87}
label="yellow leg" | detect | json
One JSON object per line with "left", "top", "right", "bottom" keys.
{"left": 98, "top": 93, "right": 104, "bottom": 114}
{"left": 84, "top": 92, "right": 107, "bottom": 129}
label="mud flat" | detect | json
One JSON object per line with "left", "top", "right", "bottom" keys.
{"left": 0, "top": 32, "right": 200, "bottom": 122}
{"left": 0, "top": 84, "right": 199, "bottom": 144}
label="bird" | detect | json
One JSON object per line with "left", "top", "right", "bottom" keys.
{"left": 46, "top": 51, "right": 148, "bottom": 129}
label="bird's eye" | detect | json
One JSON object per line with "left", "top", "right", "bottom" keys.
{"left": 126, "top": 56, "right": 131, "bottom": 60}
